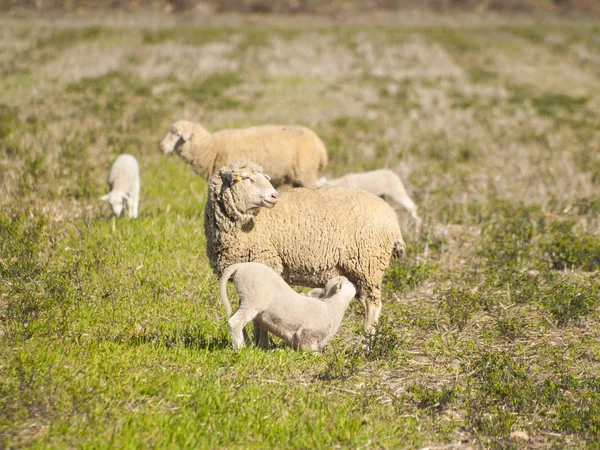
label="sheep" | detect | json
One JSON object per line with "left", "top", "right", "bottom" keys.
{"left": 159, "top": 120, "right": 328, "bottom": 188}
{"left": 204, "top": 159, "right": 406, "bottom": 333}
{"left": 317, "top": 169, "right": 422, "bottom": 233}
{"left": 219, "top": 262, "right": 357, "bottom": 351}
{"left": 100, "top": 154, "right": 140, "bottom": 218}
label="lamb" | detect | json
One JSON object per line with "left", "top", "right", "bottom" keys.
{"left": 317, "top": 169, "right": 422, "bottom": 233}
{"left": 159, "top": 120, "right": 328, "bottom": 187}
{"left": 204, "top": 159, "right": 406, "bottom": 333}
{"left": 100, "top": 154, "right": 140, "bottom": 218}
{"left": 219, "top": 262, "right": 357, "bottom": 351}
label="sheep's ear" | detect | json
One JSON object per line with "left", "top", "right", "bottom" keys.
{"left": 263, "top": 173, "right": 271, "bottom": 181}
{"left": 180, "top": 129, "right": 192, "bottom": 142}
{"left": 100, "top": 194, "right": 110, "bottom": 201}
{"left": 307, "top": 288, "right": 324, "bottom": 298}
{"left": 227, "top": 172, "right": 243, "bottom": 183}
{"left": 123, "top": 192, "right": 132, "bottom": 201}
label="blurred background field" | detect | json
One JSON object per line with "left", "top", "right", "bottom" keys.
{"left": 1, "top": 2, "right": 599, "bottom": 448}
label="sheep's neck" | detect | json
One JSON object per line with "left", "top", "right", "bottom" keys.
{"left": 179, "top": 132, "right": 214, "bottom": 179}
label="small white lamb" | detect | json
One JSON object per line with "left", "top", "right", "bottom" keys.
{"left": 317, "top": 169, "right": 422, "bottom": 233}
{"left": 100, "top": 154, "right": 140, "bottom": 218}
{"left": 219, "top": 262, "right": 357, "bottom": 352}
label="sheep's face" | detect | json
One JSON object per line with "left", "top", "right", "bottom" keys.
{"left": 100, "top": 191, "right": 130, "bottom": 217}
{"left": 159, "top": 121, "right": 193, "bottom": 154}
{"left": 229, "top": 170, "right": 279, "bottom": 211}
{"left": 322, "top": 276, "right": 356, "bottom": 299}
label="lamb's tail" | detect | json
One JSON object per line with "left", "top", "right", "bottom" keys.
{"left": 219, "top": 263, "right": 242, "bottom": 317}
{"left": 393, "top": 236, "right": 406, "bottom": 259}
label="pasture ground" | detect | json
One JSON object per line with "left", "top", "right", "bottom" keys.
{"left": 1, "top": 12, "right": 599, "bottom": 449}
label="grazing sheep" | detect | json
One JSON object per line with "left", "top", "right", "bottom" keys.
{"left": 317, "top": 169, "right": 422, "bottom": 233}
{"left": 205, "top": 159, "right": 406, "bottom": 333}
{"left": 159, "top": 120, "right": 328, "bottom": 187}
{"left": 220, "top": 262, "right": 357, "bottom": 351}
{"left": 100, "top": 154, "right": 140, "bottom": 218}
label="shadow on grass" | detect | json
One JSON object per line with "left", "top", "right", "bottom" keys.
{"left": 110, "top": 329, "right": 231, "bottom": 351}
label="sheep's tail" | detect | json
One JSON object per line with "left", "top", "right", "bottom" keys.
{"left": 393, "top": 236, "right": 406, "bottom": 259}
{"left": 219, "top": 263, "right": 242, "bottom": 317}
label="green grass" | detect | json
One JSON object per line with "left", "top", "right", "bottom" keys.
{"left": 1, "top": 14, "right": 600, "bottom": 449}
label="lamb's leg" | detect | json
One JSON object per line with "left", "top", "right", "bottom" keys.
{"left": 227, "top": 308, "right": 257, "bottom": 350}
{"left": 132, "top": 192, "right": 139, "bottom": 218}
{"left": 253, "top": 322, "right": 270, "bottom": 349}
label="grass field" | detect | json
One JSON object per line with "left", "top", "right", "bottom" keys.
{"left": 1, "top": 12, "right": 599, "bottom": 449}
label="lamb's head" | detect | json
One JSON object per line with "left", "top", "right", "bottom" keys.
{"left": 159, "top": 120, "right": 200, "bottom": 154}
{"left": 209, "top": 159, "right": 279, "bottom": 224}
{"left": 100, "top": 191, "right": 130, "bottom": 217}
{"left": 309, "top": 276, "right": 356, "bottom": 300}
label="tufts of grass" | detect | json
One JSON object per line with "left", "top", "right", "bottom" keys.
{"left": 384, "top": 258, "right": 438, "bottom": 296}
{"left": 540, "top": 276, "right": 599, "bottom": 327}
{"left": 532, "top": 93, "right": 588, "bottom": 117}
{"left": 36, "top": 26, "right": 103, "bottom": 50}
{"left": 0, "top": 103, "right": 18, "bottom": 140}
{"left": 141, "top": 27, "right": 229, "bottom": 46}
{"left": 181, "top": 73, "right": 242, "bottom": 110}
{"left": 541, "top": 220, "right": 600, "bottom": 271}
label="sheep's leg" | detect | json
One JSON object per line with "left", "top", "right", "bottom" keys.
{"left": 227, "top": 308, "right": 257, "bottom": 350}
{"left": 360, "top": 284, "right": 382, "bottom": 334}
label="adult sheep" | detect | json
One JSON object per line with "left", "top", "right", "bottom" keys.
{"left": 204, "top": 159, "right": 406, "bottom": 332}
{"left": 159, "top": 120, "right": 328, "bottom": 188}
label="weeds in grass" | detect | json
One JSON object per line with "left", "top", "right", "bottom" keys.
{"left": 542, "top": 220, "right": 600, "bottom": 271}
{"left": 182, "top": 73, "right": 242, "bottom": 110}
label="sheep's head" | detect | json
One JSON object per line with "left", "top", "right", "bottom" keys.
{"left": 159, "top": 120, "right": 196, "bottom": 154}
{"left": 208, "top": 159, "right": 279, "bottom": 226}
{"left": 100, "top": 191, "right": 130, "bottom": 217}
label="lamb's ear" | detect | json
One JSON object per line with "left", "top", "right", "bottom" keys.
{"left": 307, "top": 288, "right": 324, "bottom": 298}
{"left": 100, "top": 194, "right": 110, "bottom": 201}
{"left": 123, "top": 192, "right": 132, "bottom": 201}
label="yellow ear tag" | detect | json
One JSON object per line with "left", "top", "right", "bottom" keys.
{"left": 234, "top": 173, "right": 243, "bottom": 182}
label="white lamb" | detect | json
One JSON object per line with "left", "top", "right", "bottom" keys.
{"left": 100, "top": 154, "right": 140, "bottom": 218}
{"left": 317, "top": 169, "right": 422, "bottom": 233}
{"left": 219, "top": 262, "right": 357, "bottom": 352}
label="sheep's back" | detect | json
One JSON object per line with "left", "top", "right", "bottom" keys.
{"left": 212, "top": 126, "right": 324, "bottom": 181}
{"left": 255, "top": 186, "right": 402, "bottom": 286}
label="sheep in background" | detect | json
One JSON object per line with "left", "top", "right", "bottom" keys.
{"left": 219, "top": 262, "right": 357, "bottom": 351}
{"left": 100, "top": 154, "right": 140, "bottom": 218}
{"left": 159, "top": 120, "right": 328, "bottom": 187}
{"left": 204, "top": 159, "right": 406, "bottom": 333}
{"left": 317, "top": 169, "right": 422, "bottom": 233}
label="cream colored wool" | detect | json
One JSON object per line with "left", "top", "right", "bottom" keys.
{"left": 205, "top": 160, "right": 406, "bottom": 332}
{"left": 219, "top": 262, "right": 357, "bottom": 351}
{"left": 159, "top": 120, "right": 328, "bottom": 187}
